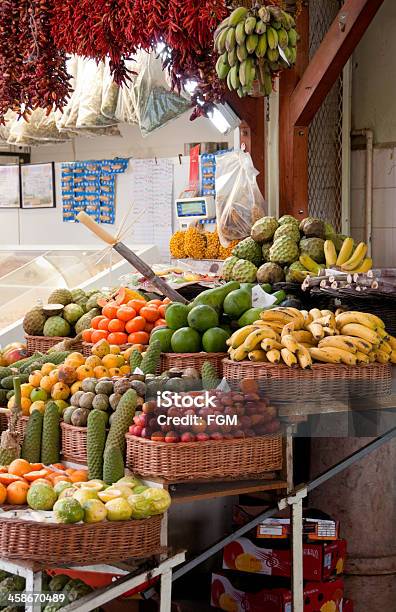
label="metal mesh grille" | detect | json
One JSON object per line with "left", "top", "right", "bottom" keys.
{"left": 308, "top": 0, "right": 343, "bottom": 231}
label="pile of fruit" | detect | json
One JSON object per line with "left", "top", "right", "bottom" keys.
{"left": 169, "top": 227, "right": 239, "bottom": 260}
{"left": 129, "top": 379, "right": 280, "bottom": 443}
{"left": 81, "top": 296, "right": 170, "bottom": 347}
{"left": 22, "top": 287, "right": 109, "bottom": 338}
{"left": 222, "top": 215, "right": 372, "bottom": 284}
{"left": 227, "top": 307, "right": 396, "bottom": 367}
{"left": 215, "top": 4, "right": 298, "bottom": 97}
{"left": 0, "top": 342, "right": 28, "bottom": 367}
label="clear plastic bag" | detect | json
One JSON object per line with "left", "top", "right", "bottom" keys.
{"left": 101, "top": 60, "right": 120, "bottom": 119}
{"left": 215, "top": 151, "right": 267, "bottom": 246}
{"left": 131, "top": 50, "right": 191, "bottom": 136}
{"left": 115, "top": 59, "right": 138, "bottom": 124}
{"left": 7, "top": 109, "right": 70, "bottom": 145}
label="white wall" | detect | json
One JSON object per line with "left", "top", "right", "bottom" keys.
{"left": 1, "top": 113, "right": 230, "bottom": 249}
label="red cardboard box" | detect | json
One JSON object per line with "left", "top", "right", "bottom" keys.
{"left": 211, "top": 573, "right": 344, "bottom": 611}
{"left": 223, "top": 537, "right": 346, "bottom": 581}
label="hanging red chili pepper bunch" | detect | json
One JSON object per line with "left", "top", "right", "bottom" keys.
{"left": 0, "top": 0, "right": 71, "bottom": 123}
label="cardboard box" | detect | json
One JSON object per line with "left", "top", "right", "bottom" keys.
{"left": 211, "top": 572, "right": 344, "bottom": 611}
{"left": 223, "top": 537, "right": 346, "bottom": 581}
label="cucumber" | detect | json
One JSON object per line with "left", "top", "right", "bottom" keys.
{"left": 1, "top": 374, "right": 29, "bottom": 390}
{"left": 0, "top": 367, "right": 14, "bottom": 379}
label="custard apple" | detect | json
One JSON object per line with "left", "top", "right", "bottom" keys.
{"left": 299, "top": 217, "right": 314, "bottom": 231}
{"left": 299, "top": 237, "right": 325, "bottom": 263}
{"left": 257, "top": 262, "right": 285, "bottom": 284}
{"left": 63, "top": 303, "right": 84, "bottom": 324}
{"left": 232, "top": 237, "right": 262, "bottom": 266}
{"left": 23, "top": 307, "right": 46, "bottom": 336}
{"left": 43, "top": 316, "right": 71, "bottom": 337}
{"left": 251, "top": 216, "right": 279, "bottom": 243}
{"left": 300, "top": 218, "right": 325, "bottom": 238}
{"left": 269, "top": 237, "right": 299, "bottom": 265}
{"left": 231, "top": 259, "right": 257, "bottom": 283}
{"left": 47, "top": 289, "right": 73, "bottom": 306}
{"left": 273, "top": 223, "right": 300, "bottom": 243}
{"left": 222, "top": 256, "right": 239, "bottom": 281}
{"left": 324, "top": 222, "right": 336, "bottom": 240}
{"left": 278, "top": 215, "right": 299, "bottom": 228}
{"left": 286, "top": 262, "right": 309, "bottom": 283}
{"left": 261, "top": 242, "right": 272, "bottom": 262}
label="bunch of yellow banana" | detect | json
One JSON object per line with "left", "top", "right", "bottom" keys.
{"left": 214, "top": 4, "right": 298, "bottom": 98}
{"left": 226, "top": 306, "right": 396, "bottom": 367}
{"left": 323, "top": 237, "right": 373, "bottom": 273}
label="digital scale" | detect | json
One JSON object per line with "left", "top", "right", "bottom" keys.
{"left": 175, "top": 196, "right": 216, "bottom": 230}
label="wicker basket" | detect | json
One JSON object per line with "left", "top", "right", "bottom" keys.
{"left": 5, "top": 413, "right": 29, "bottom": 444}
{"left": 125, "top": 433, "right": 283, "bottom": 482}
{"left": 222, "top": 359, "right": 392, "bottom": 401}
{"left": 0, "top": 514, "right": 162, "bottom": 564}
{"left": 160, "top": 352, "right": 226, "bottom": 376}
{"left": 25, "top": 335, "right": 83, "bottom": 355}
{"left": 82, "top": 342, "right": 132, "bottom": 357}
{"left": 61, "top": 423, "right": 87, "bottom": 464}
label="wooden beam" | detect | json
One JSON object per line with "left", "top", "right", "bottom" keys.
{"left": 291, "top": 0, "right": 385, "bottom": 127}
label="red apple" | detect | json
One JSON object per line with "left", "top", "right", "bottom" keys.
{"left": 181, "top": 432, "right": 195, "bottom": 443}
{"left": 130, "top": 425, "right": 143, "bottom": 437}
{"left": 133, "top": 415, "right": 141, "bottom": 425}
{"left": 210, "top": 432, "right": 223, "bottom": 441}
{"left": 196, "top": 433, "right": 210, "bottom": 442}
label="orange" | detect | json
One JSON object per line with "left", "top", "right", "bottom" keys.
{"left": 147, "top": 299, "right": 162, "bottom": 306}
{"left": 108, "top": 319, "right": 125, "bottom": 333}
{"left": 6, "top": 481, "right": 29, "bottom": 505}
{"left": 102, "top": 302, "right": 118, "bottom": 320}
{"left": 117, "top": 306, "right": 136, "bottom": 322}
{"left": 91, "top": 315, "right": 106, "bottom": 330}
{"left": 91, "top": 330, "right": 109, "bottom": 344}
{"left": 82, "top": 329, "right": 93, "bottom": 343}
{"left": 76, "top": 365, "right": 95, "bottom": 381}
{"left": 127, "top": 331, "right": 149, "bottom": 345}
{"left": 144, "top": 322, "right": 155, "bottom": 333}
{"left": 8, "top": 459, "right": 32, "bottom": 477}
{"left": 98, "top": 318, "right": 110, "bottom": 331}
{"left": 125, "top": 317, "right": 146, "bottom": 334}
{"left": 127, "top": 299, "right": 147, "bottom": 313}
{"left": 69, "top": 470, "right": 88, "bottom": 483}
{"left": 0, "top": 483, "right": 6, "bottom": 504}
{"left": 154, "top": 318, "right": 167, "bottom": 327}
{"left": 140, "top": 306, "right": 160, "bottom": 322}
{"left": 107, "top": 332, "right": 128, "bottom": 345}
{"left": 158, "top": 304, "right": 167, "bottom": 318}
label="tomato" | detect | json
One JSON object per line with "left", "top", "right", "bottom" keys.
{"left": 91, "top": 329, "right": 109, "bottom": 343}
{"left": 127, "top": 299, "right": 147, "bottom": 313}
{"left": 98, "top": 318, "right": 110, "bottom": 331}
{"left": 91, "top": 315, "right": 106, "bottom": 329}
{"left": 154, "top": 318, "right": 167, "bottom": 327}
{"left": 117, "top": 306, "right": 136, "bottom": 322}
{"left": 144, "top": 322, "right": 155, "bottom": 332}
{"left": 140, "top": 306, "right": 160, "bottom": 322}
{"left": 158, "top": 304, "right": 167, "bottom": 317}
{"left": 128, "top": 331, "right": 150, "bottom": 345}
{"left": 125, "top": 316, "right": 146, "bottom": 333}
{"left": 82, "top": 329, "right": 92, "bottom": 342}
{"left": 147, "top": 299, "right": 162, "bottom": 306}
{"left": 108, "top": 318, "right": 125, "bottom": 333}
{"left": 102, "top": 302, "right": 118, "bottom": 319}
{"left": 107, "top": 332, "right": 128, "bottom": 345}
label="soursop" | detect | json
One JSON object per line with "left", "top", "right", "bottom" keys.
{"left": 105, "top": 389, "right": 137, "bottom": 454}
{"left": 74, "top": 308, "right": 101, "bottom": 334}
{"left": 286, "top": 262, "right": 309, "bottom": 283}
{"left": 140, "top": 339, "right": 161, "bottom": 375}
{"left": 87, "top": 409, "right": 107, "bottom": 480}
{"left": 257, "top": 262, "right": 285, "bottom": 284}
{"left": 21, "top": 410, "right": 43, "bottom": 463}
{"left": 273, "top": 223, "right": 300, "bottom": 243}
{"left": 103, "top": 445, "right": 124, "bottom": 485}
{"left": 222, "top": 256, "right": 239, "bottom": 281}
{"left": 251, "top": 216, "right": 279, "bottom": 242}
{"left": 269, "top": 237, "right": 299, "bottom": 265}
{"left": 299, "top": 237, "right": 325, "bottom": 263}
{"left": 23, "top": 307, "right": 46, "bottom": 336}
{"left": 43, "top": 316, "right": 71, "bottom": 337}
{"left": 41, "top": 401, "right": 60, "bottom": 464}
{"left": 63, "top": 303, "right": 84, "bottom": 325}
{"left": 47, "top": 289, "right": 73, "bottom": 306}
{"left": 201, "top": 361, "right": 220, "bottom": 390}
{"left": 300, "top": 218, "right": 325, "bottom": 238}
{"left": 232, "top": 237, "right": 262, "bottom": 266}
{"left": 231, "top": 259, "right": 257, "bottom": 283}
{"left": 278, "top": 215, "right": 299, "bottom": 228}
{"left": 261, "top": 242, "right": 272, "bottom": 262}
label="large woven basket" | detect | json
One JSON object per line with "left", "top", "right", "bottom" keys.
{"left": 160, "top": 352, "right": 226, "bottom": 376}
{"left": 61, "top": 423, "right": 87, "bottom": 464}
{"left": 125, "top": 433, "right": 282, "bottom": 482}
{"left": 25, "top": 335, "right": 83, "bottom": 355}
{"left": 222, "top": 360, "right": 392, "bottom": 401}
{"left": 0, "top": 514, "right": 162, "bottom": 564}
{"left": 5, "top": 412, "right": 28, "bottom": 444}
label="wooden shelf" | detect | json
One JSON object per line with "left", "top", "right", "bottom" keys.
{"left": 166, "top": 478, "right": 287, "bottom": 504}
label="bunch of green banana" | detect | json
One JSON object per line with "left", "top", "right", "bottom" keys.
{"left": 214, "top": 3, "right": 299, "bottom": 98}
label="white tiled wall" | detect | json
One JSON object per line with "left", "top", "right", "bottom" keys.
{"left": 351, "top": 147, "right": 396, "bottom": 267}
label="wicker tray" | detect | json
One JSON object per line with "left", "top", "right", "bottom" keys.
{"left": 160, "top": 352, "right": 226, "bottom": 376}
{"left": 125, "top": 433, "right": 282, "bottom": 482}
{"left": 25, "top": 335, "right": 83, "bottom": 355}
{"left": 61, "top": 422, "right": 87, "bottom": 464}
{"left": 222, "top": 359, "right": 392, "bottom": 401}
{"left": 82, "top": 342, "right": 132, "bottom": 357}
{"left": 0, "top": 514, "right": 162, "bottom": 564}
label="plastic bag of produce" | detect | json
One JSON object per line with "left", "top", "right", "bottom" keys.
{"left": 131, "top": 50, "right": 191, "bottom": 136}
{"left": 115, "top": 58, "right": 138, "bottom": 124}
{"left": 101, "top": 60, "right": 120, "bottom": 120}
{"left": 7, "top": 108, "right": 70, "bottom": 145}
{"left": 76, "top": 60, "right": 117, "bottom": 129}
{"left": 215, "top": 150, "right": 267, "bottom": 246}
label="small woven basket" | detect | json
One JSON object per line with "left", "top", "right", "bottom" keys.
{"left": 160, "top": 352, "right": 226, "bottom": 376}
{"left": 5, "top": 412, "right": 29, "bottom": 444}
{"left": 126, "top": 433, "right": 283, "bottom": 482}
{"left": 61, "top": 423, "right": 87, "bottom": 464}
{"left": 25, "top": 335, "right": 83, "bottom": 356}
{"left": 222, "top": 359, "right": 392, "bottom": 401}
{"left": 0, "top": 514, "right": 162, "bottom": 564}
{"left": 82, "top": 342, "right": 132, "bottom": 357}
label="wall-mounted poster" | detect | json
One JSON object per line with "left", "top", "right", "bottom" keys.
{"left": 0, "top": 165, "right": 20, "bottom": 208}
{"left": 21, "top": 162, "right": 56, "bottom": 209}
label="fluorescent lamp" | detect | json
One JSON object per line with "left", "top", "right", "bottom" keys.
{"left": 208, "top": 103, "right": 240, "bottom": 134}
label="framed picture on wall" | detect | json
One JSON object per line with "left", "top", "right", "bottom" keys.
{"left": 21, "top": 162, "right": 56, "bottom": 209}
{"left": 0, "top": 165, "right": 21, "bottom": 208}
